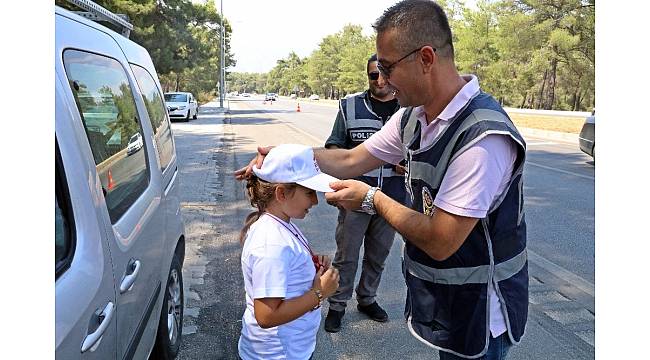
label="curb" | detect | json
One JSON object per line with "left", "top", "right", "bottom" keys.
{"left": 519, "top": 127, "right": 579, "bottom": 145}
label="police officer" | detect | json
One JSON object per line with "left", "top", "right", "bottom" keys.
{"left": 235, "top": 2, "right": 529, "bottom": 358}
{"left": 321, "top": 1, "right": 529, "bottom": 358}
{"left": 322, "top": 54, "right": 406, "bottom": 333}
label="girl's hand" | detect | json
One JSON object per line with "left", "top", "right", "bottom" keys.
{"left": 312, "top": 266, "right": 339, "bottom": 298}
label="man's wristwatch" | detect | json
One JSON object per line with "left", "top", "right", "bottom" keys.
{"left": 360, "top": 187, "right": 379, "bottom": 215}
{"left": 311, "top": 288, "right": 323, "bottom": 310}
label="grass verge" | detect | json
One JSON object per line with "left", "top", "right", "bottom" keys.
{"left": 508, "top": 113, "right": 585, "bottom": 134}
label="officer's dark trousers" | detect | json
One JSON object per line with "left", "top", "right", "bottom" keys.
{"left": 328, "top": 208, "right": 396, "bottom": 311}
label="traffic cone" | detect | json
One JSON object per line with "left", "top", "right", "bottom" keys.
{"left": 296, "top": 103, "right": 301, "bottom": 112}
{"left": 107, "top": 169, "right": 114, "bottom": 191}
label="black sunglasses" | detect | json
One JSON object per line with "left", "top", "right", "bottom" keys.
{"left": 368, "top": 72, "right": 380, "bottom": 81}
{"left": 377, "top": 47, "right": 434, "bottom": 78}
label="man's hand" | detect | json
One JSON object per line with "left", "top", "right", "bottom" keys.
{"left": 324, "top": 180, "right": 371, "bottom": 210}
{"left": 394, "top": 163, "right": 407, "bottom": 175}
{"left": 325, "top": 198, "right": 342, "bottom": 208}
{"left": 234, "top": 146, "right": 274, "bottom": 180}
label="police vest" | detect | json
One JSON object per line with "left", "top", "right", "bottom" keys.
{"left": 400, "top": 92, "right": 528, "bottom": 358}
{"left": 341, "top": 92, "right": 405, "bottom": 202}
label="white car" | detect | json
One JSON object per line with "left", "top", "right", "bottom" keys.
{"left": 309, "top": 94, "right": 320, "bottom": 100}
{"left": 165, "top": 92, "right": 198, "bottom": 121}
{"left": 127, "top": 132, "right": 143, "bottom": 155}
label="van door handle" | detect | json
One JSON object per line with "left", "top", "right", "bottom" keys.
{"left": 120, "top": 259, "right": 141, "bottom": 293}
{"left": 81, "top": 302, "right": 114, "bottom": 353}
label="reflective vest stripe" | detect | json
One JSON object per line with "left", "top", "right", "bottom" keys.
{"left": 402, "top": 108, "right": 418, "bottom": 158}
{"left": 405, "top": 109, "right": 518, "bottom": 191}
{"left": 346, "top": 95, "right": 356, "bottom": 125}
{"left": 365, "top": 168, "right": 381, "bottom": 177}
{"left": 343, "top": 94, "right": 401, "bottom": 178}
{"left": 404, "top": 248, "right": 527, "bottom": 285}
{"left": 407, "top": 161, "right": 437, "bottom": 189}
{"left": 347, "top": 118, "right": 383, "bottom": 129}
{"left": 363, "top": 167, "right": 401, "bottom": 178}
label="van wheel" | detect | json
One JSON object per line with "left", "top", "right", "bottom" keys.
{"left": 184, "top": 110, "right": 190, "bottom": 122}
{"left": 152, "top": 254, "right": 184, "bottom": 360}
{"left": 193, "top": 108, "right": 198, "bottom": 120}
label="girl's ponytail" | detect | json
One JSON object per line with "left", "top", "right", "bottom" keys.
{"left": 239, "top": 210, "right": 262, "bottom": 243}
{"left": 239, "top": 176, "right": 297, "bottom": 243}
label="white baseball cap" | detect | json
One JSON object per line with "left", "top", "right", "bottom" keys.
{"left": 252, "top": 144, "right": 339, "bottom": 192}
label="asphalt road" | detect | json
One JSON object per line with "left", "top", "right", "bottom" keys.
{"left": 235, "top": 96, "right": 595, "bottom": 283}
{"left": 171, "top": 98, "right": 595, "bottom": 360}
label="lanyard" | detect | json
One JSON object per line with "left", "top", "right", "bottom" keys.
{"left": 264, "top": 213, "right": 315, "bottom": 257}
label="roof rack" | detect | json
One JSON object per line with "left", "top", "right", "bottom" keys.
{"left": 65, "top": 0, "right": 134, "bottom": 38}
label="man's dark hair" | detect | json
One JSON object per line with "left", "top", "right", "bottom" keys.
{"left": 367, "top": 53, "right": 378, "bottom": 73}
{"left": 373, "top": 0, "right": 454, "bottom": 60}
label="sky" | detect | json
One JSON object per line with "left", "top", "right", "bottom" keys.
{"left": 221, "top": 0, "right": 475, "bottom": 74}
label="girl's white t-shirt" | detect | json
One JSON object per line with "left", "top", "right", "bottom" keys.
{"left": 238, "top": 214, "right": 320, "bottom": 360}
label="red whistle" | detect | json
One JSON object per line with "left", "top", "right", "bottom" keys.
{"left": 312, "top": 255, "right": 324, "bottom": 272}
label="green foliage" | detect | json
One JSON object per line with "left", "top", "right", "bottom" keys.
{"left": 230, "top": 0, "right": 593, "bottom": 111}
{"left": 336, "top": 25, "right": 376, "bottom": 95}
{"left": 468, "top": 0, "right": 596, "bottom": 110}
{"left": 58, "top": 0, "right": 234, "bottom": 103}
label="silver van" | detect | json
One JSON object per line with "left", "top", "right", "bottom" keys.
{"left": 55, "top": 1, "right": 186, "bottom": 358}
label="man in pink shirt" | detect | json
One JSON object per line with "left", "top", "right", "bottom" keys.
{"left": 236, "top": 1, "right": 528, "bottom": 359}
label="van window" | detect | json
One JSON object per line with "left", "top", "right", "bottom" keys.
{"left": 131, "top": 64, "right": 174, "bottom": 172}
{"left": 55, "top": 142, "right": 74, "bottom": 277}
{"left": 55, "top": 198, "right": 70, "bottom": 268}
{"left": 63, "top": 49, "right": 150, "bottom": 223}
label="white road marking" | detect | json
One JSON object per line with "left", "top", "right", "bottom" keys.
{"left": 527, "top": 141, "right": 557, "bottom": 146}
{"left": 527, "top": 161, "right": 595, "bottom": 180}
{"left": 280, "top": 119, "right": 326, "bottom": 145}
{"left": 528, "top": 250, "right": 595, "bottom": 297}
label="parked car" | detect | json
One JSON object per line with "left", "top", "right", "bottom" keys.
{"left": 265, "top": 92, "right": 278, "bottom": 101}
{"left": 309, "top": 94, "right": 320, "bottom": 100}
{"left": 579, "top": 113, "right": 595, "bottom": 160}
{"left": 126, "top": 132, "right": 143, "bottom": 156}
{"left": 165, "top": 91, "right": 198, "bottom": 121}
{"left": 241, "top": 92, "right": 251, "bottom": 97}
{"left": 290, "top": 93, "right": 297, "bottom": 99}
{"left": 56, "top": 2, "right": 186, "bottom": 359}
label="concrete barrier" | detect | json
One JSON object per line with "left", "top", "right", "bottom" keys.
{"left": 504, "top": 107, "right": 591, "bottom": 118}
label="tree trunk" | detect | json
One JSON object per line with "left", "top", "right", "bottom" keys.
{"left": 575, "top": 91, "right": 583, "bottom": 111}
{"left": 545, "top": 57, "right": 557, "bottom": 109}
{"left": 529, "top": 93, "right": 535, "bottom": 109}
{"left": 175, "top": 73, "right": 180, "bottom": 92}
{"left": 520, "top": 92, "right": 528, "bottom": 108}
{"left": 571, "top": 91, "right": 577, "bottom": 111}
{"left": 572, "top": 74, "right": 583, "bottom": 111}
{"left": 537, "top": 69, "right": 547, "bottom": 109}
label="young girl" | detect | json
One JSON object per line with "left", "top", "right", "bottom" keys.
{"left": 238, "top": 144, "right": 340, "bottom": 360}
